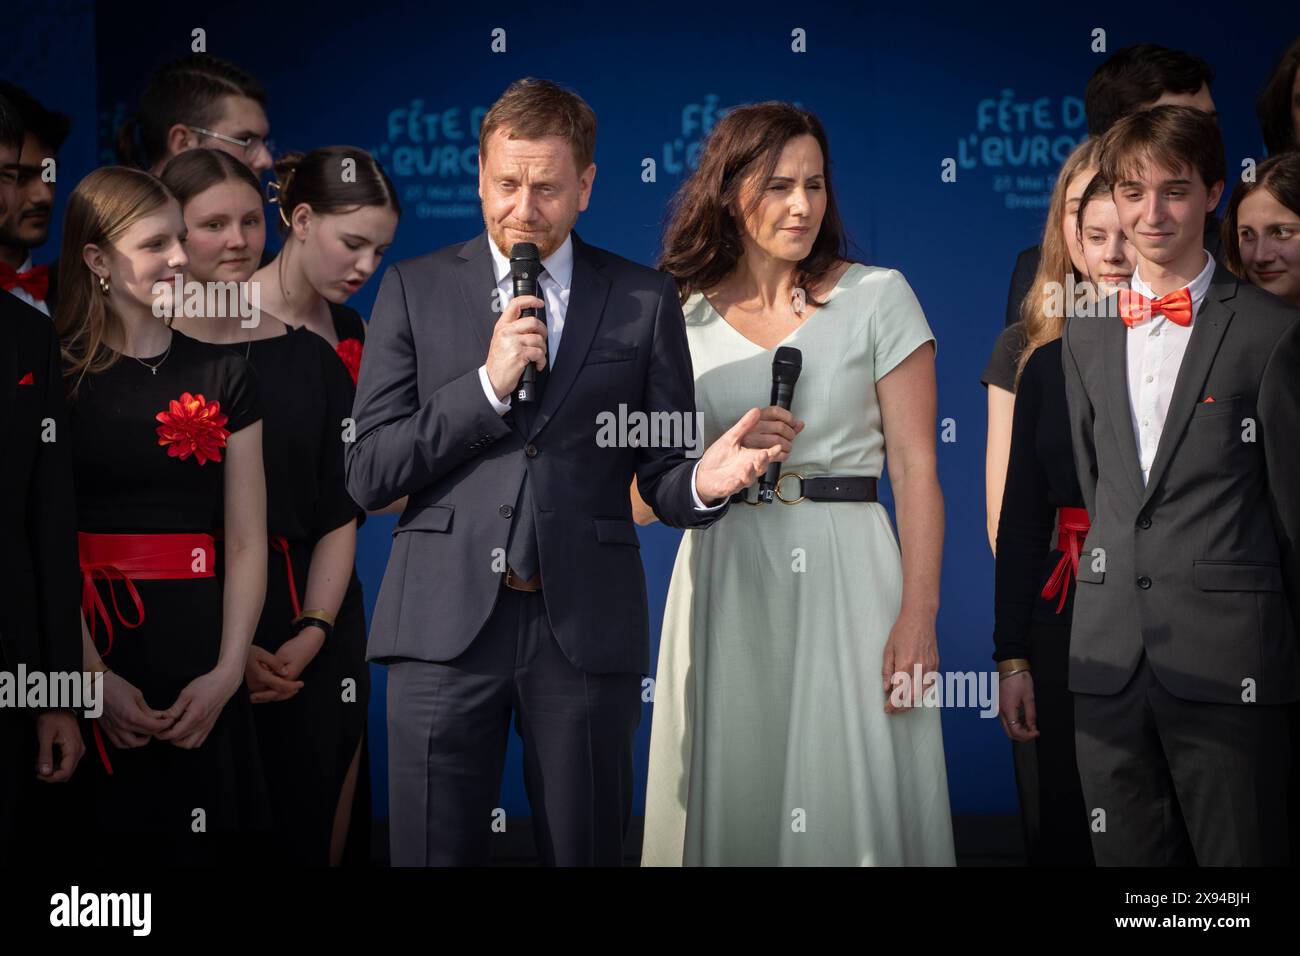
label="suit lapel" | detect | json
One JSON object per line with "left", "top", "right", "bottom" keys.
{"left": 527, "top": 230, "right": 609, "bottom": 441}
{"left": 455, "top": 231, "right": 502, "bottom": 359}
{"left": 1139, "top": 270, "right": 1235, "bottom": 509}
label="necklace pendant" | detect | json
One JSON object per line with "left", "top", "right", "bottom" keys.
{"left": 151, "top": 367, "right": 157, "bottom": 375}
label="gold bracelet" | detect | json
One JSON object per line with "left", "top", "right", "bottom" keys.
{"left": 295, "top": 607, "right": 336, "bottom": 626}
{"left": 997, "top": 658, "right": 1031, "bottom": 677}
{"left": 88, "top": 660, "right": 110, "bottom": 675}
{"left": 1000, "top": 667, "right": 1030, "bottom": 680}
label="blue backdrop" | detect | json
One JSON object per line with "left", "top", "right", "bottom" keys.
{"left": 10, "top": 0, "right": 1300, "bottom": 825}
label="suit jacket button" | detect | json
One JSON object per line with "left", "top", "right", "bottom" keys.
{"left": 1137, "top": 575, "right": 1152, "bottom": 589}
{"left": 499, "top": 504, "right": 513, "bottom": 518}
{"left": 525, "top": 443, "right": 538, "bottom": 458}
{"left": 1138, "top": 516, "right": 1151, "bottom": 529}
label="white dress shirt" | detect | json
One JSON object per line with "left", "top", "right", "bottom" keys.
{"left": 476, "top": 232, "right": 721, "bottom": 510}
{"left": 1125, "top": 249, "right": 1216, "bottom": 485}
{"left": 6, "top": 254, "right": 51, "bottom": 317}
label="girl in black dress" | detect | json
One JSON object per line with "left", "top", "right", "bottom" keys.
{"left": 983, "top": 138, "right": 1098, "bottom": 554}
{"left": 993, "top": 173, "right": 1134, "bottom": 866}
{"left": 159, "top": 148, "right": 368, "bottom": 865}
{"left": 53, "top": 166, "right": 270, "bottom": 865}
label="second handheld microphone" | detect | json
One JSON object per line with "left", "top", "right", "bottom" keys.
{"left": 757, "top": 346, "right": 802, "bottom": 503}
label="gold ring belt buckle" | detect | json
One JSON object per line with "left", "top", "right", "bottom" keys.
{"left": 774, "top": 472, "right": 805, "bottom": 504}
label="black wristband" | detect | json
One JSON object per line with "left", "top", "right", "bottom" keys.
{"left": 292, "top": 615, "right": 334, "bottom": 640}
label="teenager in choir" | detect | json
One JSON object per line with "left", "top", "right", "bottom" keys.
{"left": 253, "top": 144, "right": 402, "bottom": 860}
{"left": 54, "top": 166, "right": 271, "bottom": 865}
{"left": 637, "top": 103, "right": 954, "bottom": 866}
{"left": 0, "top": 83, "right": 69, "bottom": 317}
{"left": 1064, "top": 106, "right": 1300, "bottom": 865}
{"left": 983, "top": 139, "right": 1097, "bottom": 553}
{"left": 1002, "top": 44, "right": 1218, "bottom": 331}
{"left": 250, "top": 148, "right": 397, "bottom": 383}
{"left": 993, "top": 173, "right": 1135, "bottom": 867}
{"left": 115, "top": 53, "right": 273, "bottom": 178}
{"left": 0, "top": 93, "right": 85, "bottom": 865}
{"left": 1256, "top": 36, "right": 1300, "bottom": 156}
{"left": 158, "top": 147, "right": 369, "bottom": 865}
{"left": 1222, "top": 152, "right": 1300, "bottom": 308}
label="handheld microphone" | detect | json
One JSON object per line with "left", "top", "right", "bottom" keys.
{"left": 757, "top": 346, "right": 802, "bottom": 504}
{"left": 510, "top": 242, "right": 543, "bottom": 403}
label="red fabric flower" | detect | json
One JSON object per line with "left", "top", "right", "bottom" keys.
{"left": 336, "top": 338, "right": 363, "bottom": 386}
{"left": 155, "top": 392, "right": 230, "bottom": 465}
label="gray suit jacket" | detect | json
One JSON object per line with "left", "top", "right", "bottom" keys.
{"left": 345, "top": 230, "right": 725, "bottom": 674}
{"left": 1062, "top": 266, "right": 1300, "bottom": 704}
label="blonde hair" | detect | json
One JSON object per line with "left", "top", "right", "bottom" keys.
{"left": 1015, "top": 137, "right": 1099, "bottom": 385}
{"left": 55, "top": 166, "right": 176, "bottom": 398}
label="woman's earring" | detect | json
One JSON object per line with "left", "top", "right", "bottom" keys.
{"left": 98, "top": 274, "right": 109, "bottom": 295}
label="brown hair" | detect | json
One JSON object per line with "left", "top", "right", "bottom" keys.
{"left": 1097, "top": 104, "right": 1225, "bottom": 193}
{"left": 54, "top": 167, "right": 177, "bottom": 397}
{"left": 159, "top": 146, "right": 261, "bottom": 207}
{"left": 269, "top": 145, "right": 400, "bottom": 236}
{"left": 1083, "top": 43, "right": 1214, "bottom": 136}
{"left": 479, "top": 77, "right": 597, "bottom": 175}
{"left": 657, "top": 101, "right": 854, "bottom": 307}
{"left": 1256, "top": 36, "right": 1300, "bottom": 156}
{"left": 1014, "top": 137, "right": 1099, "bottom": 385}
{"left": 1075, "top": 171, "right": 1114, "bottom": 238}
{"left": 1221, "top": 152, "right": 1300, "bottom": 278}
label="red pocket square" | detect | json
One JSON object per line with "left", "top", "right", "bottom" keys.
{"left": 17, "top": 371, "right": 34, "bottom": 386}
{"left": 1201, "top": 395, "right": 1215, "bottom": 403}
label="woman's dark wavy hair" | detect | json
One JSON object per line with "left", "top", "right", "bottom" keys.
{"left": 658, "top": 102, "right": 857, "bottom": 306}
{"left": 1256, "top": 36, "right": 1300, "bottom": 156}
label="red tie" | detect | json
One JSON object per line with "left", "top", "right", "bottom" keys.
{"left": 0, "top": 262, "right": 50, "bottom": 300}
{"left": 1117, "top": 286, "right": 1193, "bottom": 327}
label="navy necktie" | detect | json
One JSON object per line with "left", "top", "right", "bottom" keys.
{"left": 505, "top": 267, "right": 549, "bottom": 579}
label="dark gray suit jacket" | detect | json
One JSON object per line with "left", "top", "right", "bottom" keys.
{"left": 345, "top": 229, "right": 725, "bottom": 674}
{"left": 1062, "top": 266, "right": 1300, "bottom": 704}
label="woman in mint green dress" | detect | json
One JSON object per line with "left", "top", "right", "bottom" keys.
{"left": 637, "top": 103, "right": 955, "bottom": 866}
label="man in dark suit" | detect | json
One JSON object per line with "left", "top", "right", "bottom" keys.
{"left": 1005, "top": 43, "right": 1218, "bottom": 327}
{"left": 0, "top": 94, "right": 86, "bottom": 861}
{"left": 1063, "top": 105, "right": 1300, "bottom": 865}
{"left": 345, "top": 78, "right": 778, "bottom": 866}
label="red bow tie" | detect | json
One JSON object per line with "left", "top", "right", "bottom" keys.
{"left": 1116, "top": 286, "right": 1193, "bottom": 327}
{"left": 0, "top": 262, "right": 50, "bottom": 301}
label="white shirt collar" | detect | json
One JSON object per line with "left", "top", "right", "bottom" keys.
{"left": 487, "top": 231, "right": 574, "bottom": 291}
{"left": 18, "top": 254, "right": 34, "bottom": 272}
{"left": 1130, "top": 248, "right": 1215, "bottom": 308}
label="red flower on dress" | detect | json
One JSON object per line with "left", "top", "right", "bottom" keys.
{"left": 155, "top": 392, "right": 230, "bottom": 465}
{"left": 336, "top": 338, "right": 363, "bottom": 386}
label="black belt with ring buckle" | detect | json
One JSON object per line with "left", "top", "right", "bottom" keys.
{"left": 729, "top": 474, "right": 879, "bottom": 505}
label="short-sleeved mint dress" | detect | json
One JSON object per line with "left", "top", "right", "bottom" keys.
{"left": 642, "top": 264, "right": 956, "bottom": 866}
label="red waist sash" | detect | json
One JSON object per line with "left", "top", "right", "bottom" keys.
{"left": 78, "top": 531, "right": 216, "bottom": 774}
{"left": 1038, "top": 507, "right": 1091, "bottom": 615}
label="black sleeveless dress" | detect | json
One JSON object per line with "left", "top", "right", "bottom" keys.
{"left": 215, "top": 325, "right": 367, "bottom": 864}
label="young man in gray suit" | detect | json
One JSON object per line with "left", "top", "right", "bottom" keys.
{"left": 1063, "top": 105, "right": 1300, "bottom": 865}
{"left": 345, "top": 78, "right": 780, "bottom": 866}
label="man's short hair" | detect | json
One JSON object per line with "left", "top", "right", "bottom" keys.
{"left": 1085, "top": 44, "right": 1215, "bottom": 136}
